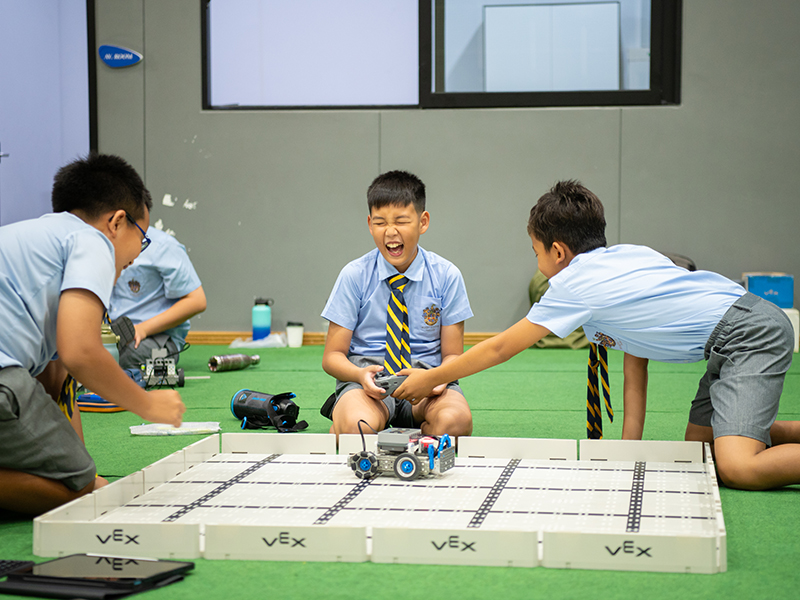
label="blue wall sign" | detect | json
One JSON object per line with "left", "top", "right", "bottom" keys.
{"left": 98, "top": 44, "right": 142, "bottom": 68}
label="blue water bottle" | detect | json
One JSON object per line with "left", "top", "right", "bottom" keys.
{"left": 252, "top": 298, "right": 273, "bottom": 340}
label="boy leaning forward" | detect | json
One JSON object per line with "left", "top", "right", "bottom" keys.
{"left": 394, "top": 180, "right": 800, "bottom": 491}
{"left": 0, "top": 154, "right": 185, "bottom": 515}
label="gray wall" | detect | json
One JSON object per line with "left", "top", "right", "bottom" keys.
{"left": 94, "top": 0, "right": 800, "bottom": 334}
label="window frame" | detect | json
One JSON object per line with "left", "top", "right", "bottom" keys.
{"left": 200, "top": 0, "right": 682, "bottom": 111}
{"left": 420, "top": 0, "right": 682, "bottom": 108}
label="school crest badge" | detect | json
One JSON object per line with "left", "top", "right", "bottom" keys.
{"left": 128, "top": 279, "right": 141, "bottom": 294}
{"left": 423, "top": 304, "right": 441, "bottom": 326}
{"left": 593, "top": 331, "right": 616, "bottom": 348}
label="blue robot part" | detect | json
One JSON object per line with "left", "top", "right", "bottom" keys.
{"left": 348, "top": 450, "right": 380, "bottom": 480}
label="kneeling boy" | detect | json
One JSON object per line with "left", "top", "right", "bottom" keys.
{"left": 395, "top": 180, "right": 800, "bottom": 491}
{"left": 108, "top": 226, "right": 206, "bottom": 369}
{"left": 0, "top": 154, "right": 185, "bottom": 515}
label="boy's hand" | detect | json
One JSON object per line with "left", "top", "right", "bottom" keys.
{"left": 394, "top": 368, "right": 437, "bottom": 404}
{"left": 428, "top": 383, "right": 447, "bottom": 398}
{"left": 138, "top": 390, "right": 186, "bottom": 428}
{"left": 133, "top": 323, "right": 148, "bottom": 348}
{"left": 57, "top": 289, "right": 186, "bottom": 426}
{"left": 360, "top": 364, "right": 387, "bottom": 400}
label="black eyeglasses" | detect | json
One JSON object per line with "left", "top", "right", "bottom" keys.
{"left": 125, "top": 213, "right": 151, "bottom": 252}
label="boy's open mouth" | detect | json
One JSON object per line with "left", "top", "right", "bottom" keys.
{"left": 386, "top": 241, "right": 404, "bottom": 257}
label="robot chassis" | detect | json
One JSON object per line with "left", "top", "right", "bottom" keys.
{"left": 143, "top": 347, "right": 185, "bottom": 388}
{"left": 348, "top": 427, "right": 455, "bottom": 481}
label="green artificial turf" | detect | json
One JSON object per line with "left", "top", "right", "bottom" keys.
{"left": 2, "top": 345, "right": 799, "bottom": 599}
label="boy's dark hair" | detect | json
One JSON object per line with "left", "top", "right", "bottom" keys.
{"left": 367, "top": 170, "right": 426, "bottom": 214}
{"left": 51, "top": 153, "right": 153, "bottom": 220}
{"left": 528, "top": 180, "right": 606, "bottom": 255}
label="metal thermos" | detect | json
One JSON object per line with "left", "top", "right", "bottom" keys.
{"left": 208, "top": 353, "right": 260, "bottom": 372}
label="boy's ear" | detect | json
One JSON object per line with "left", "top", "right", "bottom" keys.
{"left": 106, "top": 210, "right": 128, "bottom": 238}
{"left": 551, "top": 241, "right": 574, "bottom": 265}
{"left": 419, "top": 210, "right": 430, "bottom": 233}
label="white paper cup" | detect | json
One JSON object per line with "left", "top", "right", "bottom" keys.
{"left": 286, "top": 322, "right": 304, "bottom": 348}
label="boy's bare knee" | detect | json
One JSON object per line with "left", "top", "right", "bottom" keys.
{"left": 334, "top": 417, "right": 382, "bottom": 436}
{"left": 447, "top": 411, "right": 473, "bottom": 437}
{"left": 716, "top": 460, "right": 760, "bottom": 490}
{"left": 714, "top": 436, "right": 768, "bottom": 490}
{"left": 331, "top": 390, "right": 388, "bottom": 436}
{"left": 0, "top": 471, "right": 98, "bottom": 515}
{"left": 424, "top": 408, "right": 472, "bottom": 437}
{"left": 332, "top": 405, "right": 387, "bottom": 436}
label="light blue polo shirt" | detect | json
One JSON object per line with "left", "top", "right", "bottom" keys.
{"left": 322, "top": 247, "right": 473, "bottom": 366}
{"left": 527, "top": 245, "right": 746, "bottom": 363}
{"left": 0, "top": 212, "right": 116, "bottom": 376}
{"left": 108, "top": 227, "right": 202, "bottom": 349}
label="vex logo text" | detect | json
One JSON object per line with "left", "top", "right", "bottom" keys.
{"left": 96, "top": 528, "right": 140, "bottom": 545}
{"left": 605, "top": 540, "right": 652, "bottom": 557}
{"left": 431, "top": 535, "right": 476, "bottom": 552}
{"left": 95, "top": 556, "right": 140, "bottom": 571}
{"left": 263, "top": 532, "right": 306, "bottom": 548}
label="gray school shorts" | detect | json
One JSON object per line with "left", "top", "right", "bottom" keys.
{"left": 333, "top": 355, "right": 464, "bottom": 428}
{"left": 688, "top": 292, "right": 794, "bottom": 446}
{"left": 0, "top": 366, "right": 97, "bottom": 491}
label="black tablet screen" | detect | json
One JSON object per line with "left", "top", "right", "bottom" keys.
{"left": 22, "top": 554, "right": 193, "bottom": 583}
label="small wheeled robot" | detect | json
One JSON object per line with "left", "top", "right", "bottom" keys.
{"left": 143, "top": 348, "right": 184, "bottom": 388}
{"left": 347, "top": 427, "right": 455, "bottom": 481}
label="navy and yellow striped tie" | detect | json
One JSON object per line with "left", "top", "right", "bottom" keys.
{"left": 586, "top": 343, "right": 613, "bottom": 439}
{"left": 384, "top": 274, "right": 411, "bottom": 375}
{"left": 57, "top": 373, "right": 77, "bottom": 422}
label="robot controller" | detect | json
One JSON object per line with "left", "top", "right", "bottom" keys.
{"left": 374, "top": 373, "right": 407, "bottom": 397}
